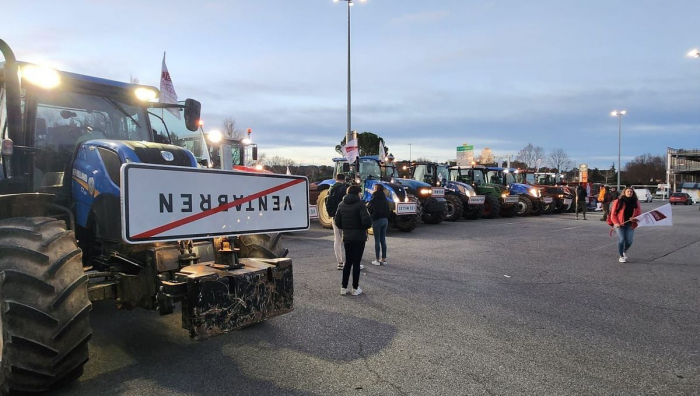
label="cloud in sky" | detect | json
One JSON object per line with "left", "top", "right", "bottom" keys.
{"left": 3, "top": 0, "right": 700, "bottom": 170}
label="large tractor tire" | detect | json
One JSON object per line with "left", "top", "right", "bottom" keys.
{"left": 394, "top": 215, "right": 417, "bottom": 232}
{"left": 316, "top": 188, "right": 333, "bottom": 229}
{"left": 482, "top": 194, "right": 501, "bottom": 219}
{"left": 515, "top": 195, "right": 532, "bottom": 216}
{"left": 463, "top": 203, "right": 484, "bottom": 220}
{"left": 500, "top": 205, "right": 517, "bottom": 218}
{"left": 554, "top": 200, "right": 568, "bottom": 214}
{"left": 422, "top": 210, "right": 446, "bottom": 224}
{"left": 443, "top": 194, "right": 463, "bottom": 222}
{"left": 0, "top": 217, "right": 92, "bottom": 395}
{"left": 234, "top": 233, "right": 289, "bottom": 259}
{"left": 530, "top": 197, "right": 542, "bottom": 216}
{"left": 542, "top": 200, "right": 555, "bottom": 215}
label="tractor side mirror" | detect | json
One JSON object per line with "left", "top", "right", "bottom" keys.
{"left": 251, "top": 145, "right": 258, "bottom": 161}
{"left": 342, "top": 163, "right": 350, "bottom": 173}
{"left": 184, "top": 99, "right": 201, "bottom": 132}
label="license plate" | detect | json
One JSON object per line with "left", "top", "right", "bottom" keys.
{"left": 309, "top": 205, "right": 319, "bottom": 219}
{"left": 396, "top": 202, "right": 417, "bottom": 215}
{"left": 563, "top": 198, "right": 572, "bottom": 205}
{"left": 431, "top": 187, "right": 445, "bottom": 198}
{"left": 468, "top": 195, "right": 485, "bottom": 205}
{"left": 543, "top": 197, "right": 553, "bottom": 204}
{"left": 505, "top": 196, "right": 519, "bottom": 203}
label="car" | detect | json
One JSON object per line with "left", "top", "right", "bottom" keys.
{"left": 669, "top": 192, "right": 693, "bottom": 205}
{"left": 634, "top": 188, "right": 653, "bottom": 202}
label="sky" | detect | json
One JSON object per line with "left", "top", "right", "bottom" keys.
{"left": 3, "top": 0, "right": 700, "bottom": 170}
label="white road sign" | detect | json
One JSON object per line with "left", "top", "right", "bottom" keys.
{"left": 121, "top": 163, "right": 310, "bottom": 244}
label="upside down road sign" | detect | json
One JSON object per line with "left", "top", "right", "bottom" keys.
{"left": 121, "top": 163, "right": 310, "bottom": 244}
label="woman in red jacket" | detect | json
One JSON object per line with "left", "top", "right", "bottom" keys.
{"left": 609, "top": 187, "right": 642, "bottom": 263}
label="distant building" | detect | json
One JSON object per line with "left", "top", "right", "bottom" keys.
{"left": 667, "top": 148, "right": 700, "bottom": 193}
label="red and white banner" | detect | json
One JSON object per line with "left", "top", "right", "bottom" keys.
{"left": 636, "top": 203, "right": 673, "bottom": 227}
{"left": 342, "top": 138, "right": 359, "bottom": 164}
{"left": 159, "top": 52, "right": 180, "bottom": 120}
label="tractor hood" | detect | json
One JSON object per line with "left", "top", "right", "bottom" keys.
{"left": 395, "top": 178, "right": 430, "bottom": 193}
{"left": 446, "top": 180, "right": 477, "bottom": 196}
{"left": 508, "top": 182, "right": 540, "bottom": 197}
{"left": 84, "top": 140, "right": 198, "bottom": 168}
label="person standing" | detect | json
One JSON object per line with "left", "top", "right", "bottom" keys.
{"left": 334, "top": 185, "right": 372, "bottom": 296}
{"left": 326, "top": 174, "right": 348, "bottom": 270}
{"left": 600, "top": 186, "right": 612, "bottom": 222}
{"left": 609, "top": 187, "right": 642, "bottom": 263}
{"left": 610, "top": 187, "right": 620, "bottom": 200}
{"left": 576, "top": 184, "right": 588, "bottom": 220}
{"left": 367, "top": 185, "right": 390, "bottom": 266}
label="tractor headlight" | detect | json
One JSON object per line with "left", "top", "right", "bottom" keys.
{"left": 529, "top": 188, "right": 540, "bottom": 197}
{"left": 135, "top": 87, "right": 158, "bottom": 102}
{"left": 419, "top": 187, "right": 432, "bottom": 196}
{"left": 391, "top": 191, "right": 400, "bottom": 203}
{"left": 501, "top": 193, "right": 507, "bottom": 198}
{"left": 21, "top": 64, "right": 60, "bottom": 89}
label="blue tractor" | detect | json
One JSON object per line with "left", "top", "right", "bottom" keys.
{"left": 0, "top": 40, "right": 301, "bottom": 393}
{"left": 316, "top": 156, "right": 419, "bottom": 232}
{"left": 484, "top": 167, "right": 544, "bottom": 216}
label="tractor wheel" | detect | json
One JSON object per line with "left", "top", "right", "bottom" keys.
{"left": 482, "top": 194, "right": 501, "bottom": 219}
{"left": 530, "top": 197, "right": 542, "bottom": 216}
{"left": 394, "top": 215, "right": 417, "bottom": 232}
{"left": 554, "top": 201, "right": 567, "bottom": 214}
{"left": 316, "top": 188, "right": 333, "bottom": 229}
{"left": 515, "top": 196, "right": 532, "bottom": 216}
{"left": 422, "top": 210, "right": 446, "bottom": 224}
{"left": 234, "top": 233, "right": 289, "bottom": 259}
{"left": 0, "top": 217, "right": 92, "bottom": 395}
{"left": 542, "top": 201, "right": 555, "bottom": 214}
{"left": 443, "top": 195, "right": 463, "bottom": 222}
{"left": 463, "top": 202, "right": 484, "bottom": 220}
{"left": 500, "top": 205, "right": 516, "bottom": 218}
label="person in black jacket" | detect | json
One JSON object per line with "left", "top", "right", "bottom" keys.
{"left": 334, "top": 185, "right": 372, "bottom": 296}
{"left": 326, "top": 174, "right": 348, "bottom": 270}
{"left": 367, "top": 184, "right": 390, "bottom": 266}
{"left": 576, "top": 185, "right": 588, "bottom": 220}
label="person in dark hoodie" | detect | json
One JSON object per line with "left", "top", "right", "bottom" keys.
{"left": 334, "top": 185, "right": 372, "bottom": 296}
{"left": 576, "top": 184, "right": 588, "bottom": 220}
{"left": 367, "top": 184, "right": 391, "bottom": 266}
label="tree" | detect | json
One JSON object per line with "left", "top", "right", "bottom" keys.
{"left": 414, "top": 157, "right": 433, "bottom": 163}
{"left": 547, "top": 148, "right": 572, "bottom": 173}
{"left": 336, "top": 132, "right": 388, "bottom": 157}
{"left": 477, "top": 148, "right": 495, "bottom": 164}
{"left": 602, "top": 162, "right": 616, "bottom": 185}
{"left": 623, "top": 154, "right": 666, "bottom": 185}
{"left": 263, "top": 155, "right": 296, "bottom": 174}
{"left": 221, "top": 117, "right": 245, "bottom": 140}
{"left": 515, "top": 143, "right": 545, "bottom": 169}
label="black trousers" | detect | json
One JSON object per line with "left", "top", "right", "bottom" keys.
{"left": 342, "top": 240, "right": 365, "bottom": 289}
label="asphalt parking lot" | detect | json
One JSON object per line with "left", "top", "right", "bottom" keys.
{"left": 55, "top": 202, "right": 699, "bottom": 395}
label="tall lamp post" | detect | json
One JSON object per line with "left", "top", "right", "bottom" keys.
{"left": 334, "top": 0, "right": 365, "bottom": 146}
{"left": 611, "top": 110, "right": 627, "bottom": 191}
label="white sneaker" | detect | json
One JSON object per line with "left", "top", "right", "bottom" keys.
{"left": 352, "top": 288, "right": 363, "bottom": 296}
{"left": 341, "top": 288, "right": 348, "bottom": 295}
{"left": 381, "top": 259, "right": 387, "bottom": 265}
{"left": 371, "top": 260, "right": 381, "bottom": 266}
{"left": 360, "top": 264, "right": 364, "bottom": 270}
{"left": 623, "top": 252, "right": 628, "bottom": 259}
{"left": 619, "top": 256, "right": 627, "bottom": 263}
{"left": 337, "top": 263, "right": 344, "bottom": 270}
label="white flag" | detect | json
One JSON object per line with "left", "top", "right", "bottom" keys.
{"left": 378, "top": 140, "right": 386, "bottom": 161}
{"left": 286, "top": 166, "right": 291, "bottom": 175}
{"left": 342, "top": 138, "right": 359, "bottom": 164}
{"left": 159, "top": 52, "right": 180, "bottom": 120}
{"left": 636, "top": 203, "right": 673, "bottom": 227}
{"left": 199, "top": 129, "right": 211, "bottom": 167}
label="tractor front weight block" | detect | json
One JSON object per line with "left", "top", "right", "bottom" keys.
{"left": 179, "top": 258, "right": 294, "bottom": 339}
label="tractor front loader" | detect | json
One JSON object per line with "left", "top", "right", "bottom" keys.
{"left": 0, "top": 40, "right": 307, "bottom": 395}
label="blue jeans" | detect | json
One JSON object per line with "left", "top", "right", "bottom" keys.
{"left": 372, "top": 218, "right": 388, "bottom": 260}
{"left": 615, "top": 224, "right": 635, "bottom": 257}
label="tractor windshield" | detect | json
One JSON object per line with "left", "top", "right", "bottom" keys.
{"left": 503, "top": 172, "right": 516, "bottom": 184}
{"left": 437, "top": 165, "right": 449, "bottom": 183}
{"left": 486, "top": 170, "right": 504, "bottom": 185}
{"left": 359, "top": 158, "right": 381, "bottom": 180}
{"left": 413, "top": 164, "right": 435, "bottom": 184}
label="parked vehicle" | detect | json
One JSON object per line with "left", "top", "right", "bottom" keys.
{"left": 316, "top": 157, "right": 419, "bottom": 231}
{"left": 517, "top": 170, "right": 573, "bottom": 213}
{"left": 445, "top": 166, "right": 517, "bottom": 218}
{"left": 485, "top": 167, "right": 544, "bottom": 216}
{"left": 669, "top": 192, "right": 693, "bottom": 205}
{"left": 634, "top": 188, "right": 654, "bottom": 203}
{"left": 0, "top": 40, "right": 305, "bottom": 394}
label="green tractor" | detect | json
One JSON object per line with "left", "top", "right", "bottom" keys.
{"left": 444, "top": 165, "right": 517, "bottom": 219}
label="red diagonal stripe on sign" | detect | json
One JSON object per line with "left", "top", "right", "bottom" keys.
{"left": 132, "top": 178, "right": 305, "bottom": 240}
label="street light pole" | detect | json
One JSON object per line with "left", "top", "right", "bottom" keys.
{"left": 334, "top": 0, "right": 365, "bottom": 145}
{"left": 611, "top": 110, "right": 627, "bottom": 191}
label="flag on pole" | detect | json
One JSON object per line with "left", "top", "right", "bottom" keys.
{"left": 286, "top": 166, "right": 291, "bottom": 175}
{"left": 636, "top": 203, "right": 673, "bottom": 227}
{"left": 159, "top": 52, "right": 180, "bottom": 120}
{"left": 342, "top": 138, "right": 359, "bottom": 164}
{"left": 378, "top": 140, "right": 386, "bottom": 161}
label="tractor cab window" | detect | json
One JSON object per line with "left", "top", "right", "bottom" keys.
{"left": 359, "top": 159, "right": 381, "bottom": 180}
{"left": 381, "top": 165, "right": 399, "bottom": 181}
{"left": 486, "top": 170, "right": 502, "bottom": 185}
{"left": 413, "top": 165, "right": 428, "bottom": 183}
{"left": 471, "top": 170, "right": 485, "bottom": 184}
{"left": 503, "top": 172, "right": 516, "bottom": 184}
{"left": 149, "top": 106, "right": 207, "bottom": 159}
{"left": 33, "top": 90, "right": 149, "bottom": 191}
{"left": 437, "top": 166, "right": 449, "bottom": 184}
